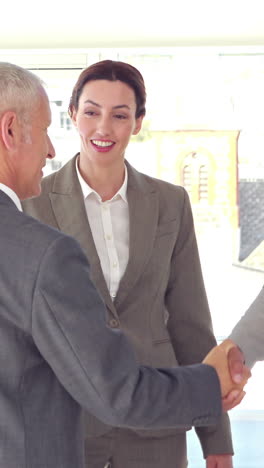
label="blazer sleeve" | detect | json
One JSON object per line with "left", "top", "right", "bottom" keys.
{"left": 165, "top": 189, "right": 233, "bottom": 457}
{"left": 229, "top": 286, "right": 264, "bottom": 368}
{"left": 31, "top": 233, "right": 222, "bottom": 430}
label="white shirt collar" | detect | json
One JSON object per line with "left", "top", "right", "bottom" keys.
{"left": 0, "top": 183, "right": 22, "bottom": 211}
{"left": 75, "top": 157, "right": 128, "bottom": 203}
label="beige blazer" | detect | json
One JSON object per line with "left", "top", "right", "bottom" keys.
{"left": 23, "top": 155, "right": 233, "bottom": 457}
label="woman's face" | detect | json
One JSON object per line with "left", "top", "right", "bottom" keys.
{"left": 71, "top": 79, "right": 143, "bottom": 168}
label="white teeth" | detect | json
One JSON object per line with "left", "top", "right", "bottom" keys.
{"left": 92, "top": 140, "right": 113, "bottom": 147}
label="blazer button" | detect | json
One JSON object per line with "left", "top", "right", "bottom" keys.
{"left": 109, "top": 318, "right": 119, "bottom": 328}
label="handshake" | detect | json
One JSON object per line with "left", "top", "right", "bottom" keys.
{"left": 203, "top": 339, "right": 251, "bottom": 412}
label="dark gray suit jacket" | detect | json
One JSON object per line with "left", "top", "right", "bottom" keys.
{"left": 22, "top": 155, "right": 232, "bottom": 458}
{"left": 0, "top": 189, "right": 221, "bottom": 468}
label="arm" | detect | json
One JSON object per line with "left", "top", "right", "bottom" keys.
{"left": 32, "top": 234, "right": 222, "bottom": 430}
{"left": 165, "top": 189, "right": 233, "bottom": 458}
{"left": 203, "top": 341, "right": 251, "bottom": 468}
{"left": 229, "top": 286, "right": 264, "bottom": 368}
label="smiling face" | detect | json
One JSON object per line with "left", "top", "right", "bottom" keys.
{"left": 71, "top": 79, "right": 143, "bottom": 171}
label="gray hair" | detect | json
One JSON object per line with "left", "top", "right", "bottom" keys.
{"left": 0, "top": 62, "right": 45, "bottom": 124}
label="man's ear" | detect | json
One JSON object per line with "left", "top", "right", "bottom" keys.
{"left": 132, "top": 115, "right": 144, "bottom": 136}
{"left": 0, "top": 111, "right": 19, "bottom": 150}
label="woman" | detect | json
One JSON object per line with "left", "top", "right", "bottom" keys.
{"left": 23, "top": 60, "right": 233, "bottom": 468}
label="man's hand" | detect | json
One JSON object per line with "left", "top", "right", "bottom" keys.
{"left": 221, "top": 342, "right": 249, "bottom": 411}
{"left": 227, "top": 344, "right": 245, "bottom": 384}
{"left": 221, "top": 388, "right": 245, "bottom": 412}
{"left": 203, "top": 339, "right": 251, "bottom": 410}
{"left": 206, "top": 454, "right": 233, "bottom": 468}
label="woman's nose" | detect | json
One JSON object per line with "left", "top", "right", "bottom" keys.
{"left": 96, "top": 116, "right": 111, "bottom": 136}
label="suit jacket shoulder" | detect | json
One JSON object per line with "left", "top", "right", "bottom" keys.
{"left": 125, "top": 161, "right": 190, "bottom": 229}
{"left": 22, "top": 155, "right": 81, "bottom": 227}
{"left": 126, "top": 161, "right": 187, "bottom": 201}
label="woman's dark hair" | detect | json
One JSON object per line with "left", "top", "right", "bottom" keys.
{"left": 68, "top": 60, "right": 146, "bottom": 119}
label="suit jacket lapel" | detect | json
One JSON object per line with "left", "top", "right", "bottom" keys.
{"left": 115, "top": 162, "right": 159, "bottom": 309}
{"left": 46, "top": 157, "right": 159, "bottom": 314}
{"left": 48, "top": 156, "right": 117, "bottom": 317}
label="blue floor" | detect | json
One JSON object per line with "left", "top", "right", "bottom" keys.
{"left": 187, "top": 414, "right": 264, "bottom": 467}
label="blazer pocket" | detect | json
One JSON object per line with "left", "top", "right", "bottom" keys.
{"left": 155, "top": 219, "right": 178, "bottom": 238}
{"left": 151, "top": 337, "right": 178, "bottom": 368}
{"left": 153, "top": 337, "right": 171, "bottom": 345}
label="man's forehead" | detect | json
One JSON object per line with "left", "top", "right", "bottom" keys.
{"left": 33, "top": 92, "right": 52, "bottom": 125}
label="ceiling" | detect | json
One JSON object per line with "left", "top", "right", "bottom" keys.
{"left": 2, "top": 0, "right": 264, "bottom": 50}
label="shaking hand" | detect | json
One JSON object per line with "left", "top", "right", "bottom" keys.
{"left": 203, "top": 339, "right": 251, "bottom": 411}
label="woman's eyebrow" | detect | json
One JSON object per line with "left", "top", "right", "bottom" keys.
{"left": 84, "top": 100, "right": 131, "bottom": 111}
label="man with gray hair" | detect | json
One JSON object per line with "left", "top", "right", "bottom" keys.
{"left": 0, "top": 62, "right": 248, "bottom": 468}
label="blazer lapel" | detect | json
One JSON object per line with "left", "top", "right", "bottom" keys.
{"left": 48, "top": 156, "right": 117, "bottom": 317}
{"left": 115, "top": 162, "right": 159, "bottom": 309}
